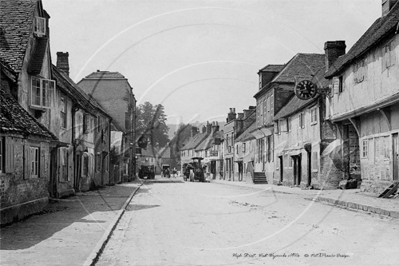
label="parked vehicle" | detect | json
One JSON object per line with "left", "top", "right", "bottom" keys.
{"left": 139, "top": 165, "right": 155, "bottom": 179}
{"left": 190, "top": 157, "right": 206, "bottom": 182}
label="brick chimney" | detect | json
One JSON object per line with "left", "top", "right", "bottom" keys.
{"left": 56, "top": 52, "right": 70, "bottom": 76}
{"left": 382, "top": 0, "right": 398, "bottom": 16}
{"left": 227, "top": 108, "right": 236, "bottom": 122}
{"left": 324, "top": 41, "right": 346, "bottom": 72}
{"left": 191, "top": 126, "right": 198, "bottom": 137}
{"left": 206, "top": 121, "right": 212, "bottom": 134}
{"left": 235, "top": 113, "right": 244, "bottom": 138}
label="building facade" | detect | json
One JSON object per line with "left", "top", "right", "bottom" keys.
{"left": 325, "top": 1, "right": 399, "bottom": 194}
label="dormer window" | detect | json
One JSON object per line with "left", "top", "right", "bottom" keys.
{"left": 34, "top": 17, "right": 46, "bottom": 36}
{"left": 31, "top": 77, "right": 55, "bottom": 109}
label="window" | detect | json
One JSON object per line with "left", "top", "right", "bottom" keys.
{"left": 383, "top": 41, "right": 395, "bottom": 70}
{"left": 0, "top": 137, "right": 4, "bottom": 173}
{"left": 259, "top": 74, "right": 262, "bottom": 89}
{"left": 310, "top": 107, "right": 318, "bottom": 125}
{"left": 288, "top": 117, "right": 292, "bottom": 132}
{"left": 275, "top": 121, "right": 279, "bottom": 134}
{"left": 299, "top": 113, "right": 305, "bottom": 129}
{"left": 97, "top": 116, "right": 101, "bottom": 132}
{"left": 83, "top": 115, "right": 88, "bottom": 133}
{"left": 266, "top": 136, "right": 271, "bottom": 163}
{"left": 354, "top": 59, "right": 366, "bottom": 83}
{"left": 362, "top": 139, "right": 369, "bottom": 158}
{"left": 236, "top": 144, "right": 239, "bottom": 154}
{"left": 60, "top": 97, "right": 67, "bottom": 128}
{"left": 30, "top": 147, "right": 40, "bottom": 178}
{"left": 312, "top": 152, "right": 319, "bottom": 172}
{"left": 288, "top": 156, "right": 293, "bottom": 168}
{"left": 338, "top": 76, "right": 343, "bottom": 93}
{"left": 280, "top": 119, "right": 288, "bottom": 132}
{"left": 31, "top": 77, "right": 55, "bottom": 109}
{"left": 34, "top": 17, "right": 46, "bottom": 36}
{"left": 267, "top": 96, "right": 271, "bottom": 112}
{"left": 243, "top": 143, "right": 246, "bottom": 153}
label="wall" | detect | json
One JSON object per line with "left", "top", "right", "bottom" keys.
{"left": 0, "top": 136, "right": 50, "bottom": 225}
{"left": 330, "top": 35, "right": 399, "bottom": 119}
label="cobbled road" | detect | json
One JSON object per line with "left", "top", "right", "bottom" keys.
{"left": 96, "top": 179, "right": 399, "bottom": 266}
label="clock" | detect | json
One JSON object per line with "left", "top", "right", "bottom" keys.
{"left": 294, "top": 80, "right": 318, "bottom": 100}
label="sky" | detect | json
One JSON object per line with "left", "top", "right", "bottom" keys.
{"left": 44, "top": 0, "right": 381, "bottom": 125}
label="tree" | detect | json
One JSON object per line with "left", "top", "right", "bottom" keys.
{"left": 136, "top": 102, "right": 170, "bottom": 147}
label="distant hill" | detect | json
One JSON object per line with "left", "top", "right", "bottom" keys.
{"left": 167, "top": 121, "right": 225, "bottom": 140}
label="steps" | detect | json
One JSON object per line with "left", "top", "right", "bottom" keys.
{"left": 378, "top": 182, "right": 399, "bottom": 198}
{"left": 253, "top": 172, "right": 267, "bottom": 184}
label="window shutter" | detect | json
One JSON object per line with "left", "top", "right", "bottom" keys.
{"left": 24, "top": 145, "right": 30, "bottom": 179}
{"left": 5, "top": 137, "right": 14, "bottom": 173}
{"left": 40, "top": 143, "right": 46, "bottom": 178}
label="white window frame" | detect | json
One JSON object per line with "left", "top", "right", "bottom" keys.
{"left": 362, "top": 139, "right": 369, "bottom": 158}
{"left": 34, "top": 17, "right": 46, "bottom": 36}
{"left": 299, "top": 113, "right": 305, "bottom": 129}
{"left": 310, "top": 107, "right": 318, "bottom": 126}
{"left": 31, "top": 77, "right": 55, "bottom": 109}
{"left": 30, "top": 147, "right": 40, "bottom": 178}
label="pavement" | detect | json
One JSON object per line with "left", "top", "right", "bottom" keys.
{"left": 0, "top": 175, "right": 397, "bottom": 266}
{"left": 210, "top": 178, "right": 399, "bottom": 219}
{"left": 0, "top": 181, "right": 142, "bottom": 266}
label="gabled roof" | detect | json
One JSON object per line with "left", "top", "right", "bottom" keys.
{"left": 0, "top": 0, "right": 37, "bottom": 73}
{"left": 326, "top": 3, "right": 399, "bottom": 78}
{"left": 0, "top": 86, "right": 57, "bottom": 140}
{"left": 272, "top": 53, "right": 325, "bottom": 83}
{"left": 181, "top": 132, "right": 208, "bottom": 151}
{"left": 274, "top": 64, "right": 327, "bottom": 121}
{"left": 195, "top": 130, "right": 223, "bottom": 151}
{"left": 52, "top": 65, "right": 111, "bottom": 119}
{"left": 258, "top": 64, "right": 285, "bottom": 73}
{"left": 83, "top": 71, "right": 126, "bottom": 79}
{"left": 235, "top": 121, "right": 256, "bottom": 142}
{"left": 254, "top": 54, "right": 325, "bottom": 99}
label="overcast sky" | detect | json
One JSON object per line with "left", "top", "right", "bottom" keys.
{"left": 45, "top": 0, "right": 381, "bottom": 125}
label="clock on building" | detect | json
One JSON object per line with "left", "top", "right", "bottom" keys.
{"left": 294, "top": 80, "right": 318, "bottom": 100}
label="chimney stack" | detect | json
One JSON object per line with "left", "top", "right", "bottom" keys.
{"left": 382, "top": 0, "right": 398, "bottom": 16}
{"left": 191, "top": 126, "right": 198, "bottom": 137}
{"left": 324, "top": 41, "right": 346, "bottom": 72}
{"left": 202, "top": 125, "right": 206, "bottom": 134}
{"left": 227, "top": 108, "right": 237, "bottom": 122}
{"left": 56, "top": 52, "right": 70, "bottom": 76}
{"left": 235, "top": 113, "right": 244, "bottom": 137}
{"left": 206, "top": 121, "right": 212, "bottom": 134}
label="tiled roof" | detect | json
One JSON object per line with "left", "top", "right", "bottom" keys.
{"left": 181, "top": 133, "right": 208, "bottom": 151}
{"left": 272, "top": 54, "right": 325, "bottom": 83}
{"left": 83, "top": 71, "right": 126, "bottom": 79}
{"left": 0, "top": 86, "right": 57, "bottom": 140}
{"left": 52, "top": 65, "right": 111, "bottom": 118}
{"left": 273, "top": 96, "right": 317, "bottom": 121}
{"left": 259, "top": 64, "right": 285, "bottom": 73}
{"left": 28, "top": 37, "right": 47, "bottom": 75}
{"left": 195, "top": 130, "right": 223, "bottom": 151}
{"left": 325, "top": 3, "right": 399, "bottom": 78}
{"left": 235, "top": 121, "right": 256, "bottom": 142}
{"left": 0, "top": 0, "right": 37, "bottom": 73}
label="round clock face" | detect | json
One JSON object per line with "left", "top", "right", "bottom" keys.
{"left": 294, "top": 80, "right": 317, "bottom": 100}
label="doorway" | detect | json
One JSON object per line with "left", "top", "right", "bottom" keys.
{"left": 307, "top": 150, "right": 312, "bottom": 186}
{"left": 393, "top": 133, "right": 398, "bottom": 181}
{"left": 278, "top": 156, "right": 283, "bottom": 183}
{"left": 75, "top": 153, "right": 81, "bottom": 191}
{"left": 293, "top": 155, "right": 302, "bottom": 186}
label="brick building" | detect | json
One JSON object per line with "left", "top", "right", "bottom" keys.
{"left": 78, "top": 71, "right": 136, "bottom": 182}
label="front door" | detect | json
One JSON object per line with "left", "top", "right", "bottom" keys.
{"left": 75, "top": 153, "right": 81, "bottom": 191}
{"left": 307, "top": 150, "right": 312, "bottom": 186}
{"left": 293, "top": 155, "right": 302, "bottom": 186}
{"left": 279, "top": 156, "right": 283, "bottom": 182}
{"left": 393, "top": 133, "right": 398, "bottom": 181}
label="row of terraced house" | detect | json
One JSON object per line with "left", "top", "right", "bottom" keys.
{"left": 0, "top": 0, "right": 136, "bottom": 225}
{"left": 181, "top": 0, "right": 399, "bottom": 196}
